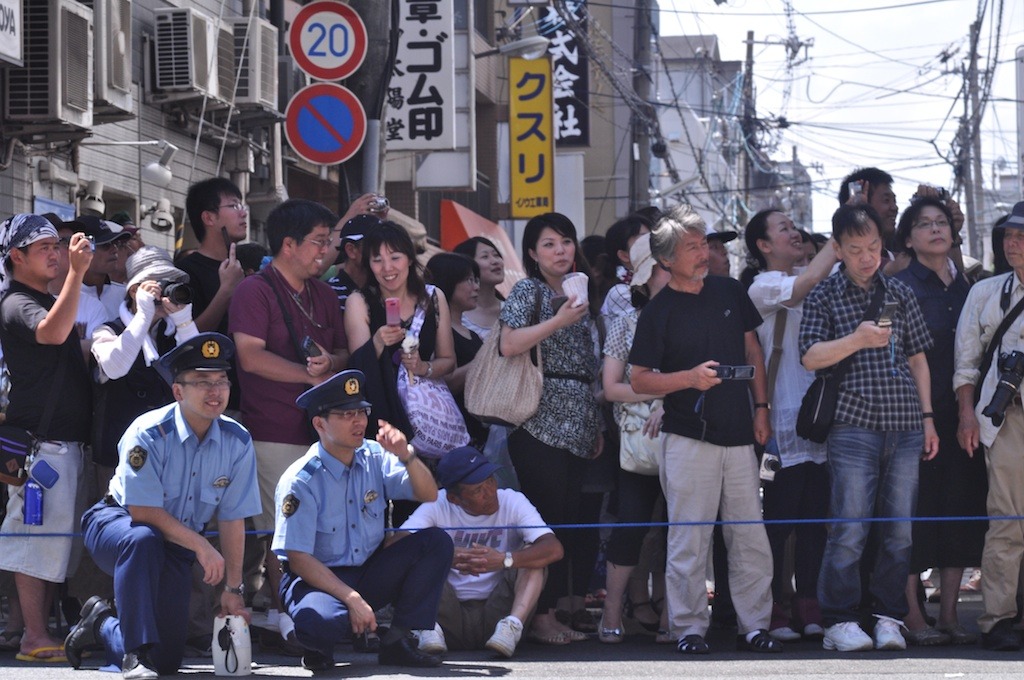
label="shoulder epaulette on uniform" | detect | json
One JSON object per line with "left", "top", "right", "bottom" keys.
{"left": 296, "top": 456, "right": 323, "bottom": 483}
{"left": 145, "top": 408, "right": 178, "bottom": 442}
{"left": 218, "top": 415, "right": 253, "bottom": 445}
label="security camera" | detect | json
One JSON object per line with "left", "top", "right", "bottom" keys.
{"left": 148, "top": 198, "right": 174, "bottom": 233}
{"left": 79, "top": 180, "right": 105, "bottom": 217}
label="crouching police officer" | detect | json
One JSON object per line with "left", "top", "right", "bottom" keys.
{"left": 273, "top": 369, "right": 453, "bottom": 670}
{"left": 64, "top": 333, "right": 261, "bottom": 679}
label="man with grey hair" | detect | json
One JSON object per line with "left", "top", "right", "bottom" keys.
{"left": 629, "top": 205, "right": 778, "bottom": 655}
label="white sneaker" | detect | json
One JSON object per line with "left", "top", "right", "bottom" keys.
{"left": 485, "top": 616, "right": 524, "bottom": 658}
{"left": 415, "top": 623, "right": 447, "bottom": 654}
{"left": 769, "top": 625, "right": 801, "bottom": 642}
{"left": 873, "top": 615, "right": 907, "bottom": 650}
{"left": 822, "top": 621, "right": 873, "bottom": 651}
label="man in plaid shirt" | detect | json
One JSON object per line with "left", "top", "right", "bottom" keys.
{"left": 799, "top": 204, "right": 938, "bottom": 653}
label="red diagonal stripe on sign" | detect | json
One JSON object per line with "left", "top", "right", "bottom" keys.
{"left": 305, "top": 100, "right": 348, "bottom": 146}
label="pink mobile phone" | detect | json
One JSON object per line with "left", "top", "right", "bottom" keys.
{"left": 385, "top": 298, "right": 401, "bottom": 326}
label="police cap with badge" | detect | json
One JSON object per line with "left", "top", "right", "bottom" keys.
{"left": 155, "top": 332, "right": 235, "bottom": 385}
{"left": 296, "top": 369, "right": 372, "bottom": 418}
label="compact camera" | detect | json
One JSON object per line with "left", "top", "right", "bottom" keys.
{"left": 982, "top": 350, "right": 1024, "bottom": 426}
{"left": 759, "top": 437, "right": 782, "bottom": 483}
{"left": 713, "top": 365, "right": 755, "bottom": 380}
{"left": 368, "top": 195, "right": 389, "bottom": 214}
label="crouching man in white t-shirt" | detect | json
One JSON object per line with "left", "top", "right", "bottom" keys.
{"left": 393, "top": 446, "right": 564, "bottom": 657}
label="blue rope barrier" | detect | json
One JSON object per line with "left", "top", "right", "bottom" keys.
{"left": 0, "top": 513, "right": 999, "bottom": 539}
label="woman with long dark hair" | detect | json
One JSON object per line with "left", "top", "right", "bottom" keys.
{"left": 498, "top": 212, "right": 600, "bottom": 644}
{"left": 744, "top": 208, "right": 836, "bottom": 641}
{"left": 344, "top": 222, "right": 456, "bottom": 442}
{"left": 453, "top": 237, "right": 505, "bottom": 339}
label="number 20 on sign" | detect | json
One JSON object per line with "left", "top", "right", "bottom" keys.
{"left": 289, "top": 1, "right": 368, "bottom": 81}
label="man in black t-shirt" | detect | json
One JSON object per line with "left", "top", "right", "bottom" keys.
{"left": 0, "top": 213, "right": 94, "bottom": 662}
{"left": 629, "top": 205, "right": 777, "bottom": 656}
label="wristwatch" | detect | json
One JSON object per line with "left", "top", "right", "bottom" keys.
{"left": 503, "top": 552, "right": 514, "bottom": 569}
{"left": 225, "top": 582, "right": 245, "bottom": 596}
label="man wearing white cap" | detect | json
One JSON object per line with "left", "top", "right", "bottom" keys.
{"left": 954, "top": 200, "right": 1024, "bottom": 651}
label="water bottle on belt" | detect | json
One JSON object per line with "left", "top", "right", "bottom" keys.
{"left": 23, "top": 478, "right": 43, "bottom": 526}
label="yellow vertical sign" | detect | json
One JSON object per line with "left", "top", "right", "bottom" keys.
{"left": 509, "top": 57, "right": 554, "bottom": 219}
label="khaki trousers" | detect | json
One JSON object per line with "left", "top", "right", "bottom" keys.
{"left": 659, "top": 433, "right": 773, "bottom": 637}
{"left": 980, "top": 403, "right": 1024, "bottom": 632}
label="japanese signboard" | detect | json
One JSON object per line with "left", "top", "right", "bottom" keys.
{"left": 386, "top": 0, "right": 456, "bottom": 150}
{"left": 538, "top": 1, "right": 589, "bottom": 147}
{"left": 0, "top": 0, "right": 22, "bottom": 67}
{"left": 509, "top": 57, "right": 554, "bottom": 219}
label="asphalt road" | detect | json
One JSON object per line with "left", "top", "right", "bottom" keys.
{"left": 4, "top": 597, "right": 1024, "bottom": 680}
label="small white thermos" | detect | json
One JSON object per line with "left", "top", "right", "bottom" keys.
{"left": 212, "top": 615, "right": 252, "bottom": 676}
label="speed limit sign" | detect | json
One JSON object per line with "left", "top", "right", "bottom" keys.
{"left": 289, "top": 1, "right": 367, "bottom": 81}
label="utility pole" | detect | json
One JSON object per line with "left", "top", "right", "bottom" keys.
{"left": 963, "top": 20, "right": 983, "bottom": 260}
{"left": 340, "top": 0, "right": 393, "bottom": 216}
{"left": 741, "top": 30, "right": 755, "bottom": 214}
{"left": 631, "top": 0, "right": 653, "bottom": 213}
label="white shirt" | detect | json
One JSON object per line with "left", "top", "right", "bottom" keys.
{"left": 748, "top": 270, "right": 827, "bottom": 467}
{"left": 81, "top": 281, "right": 127, "bottom": 321}
{"left": 954, "top": 271, "right": 1024, "bottom": 447}
{"left": 400, "top": 488, "right": 552, "bottom": 601}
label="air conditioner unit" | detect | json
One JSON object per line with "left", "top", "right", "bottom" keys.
{"left": 3, "top": 0, "right": 93, "bottom": 129}
{"left": 226, "top": 15, "right": 279, "bottom": 110}
{"left": 154, "top": 6, "right": 219, "bottom": 99}
{"left": 86, "top": 0, "right": 134, "bottom": 120}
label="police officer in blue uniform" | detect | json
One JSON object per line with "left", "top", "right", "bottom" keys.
{"left": 64, "top": 332, "right": 261, "bottom": 679}
{"left": 274, "top": 369, "right": 453, "bottom": 670}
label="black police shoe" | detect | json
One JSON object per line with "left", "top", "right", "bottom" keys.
{"left": 64, "top": 595, "right": 113, "bottom": 669}
{"left": 301, "top": 649, "right": 334, "bottom": 671}
{"left": 981, "top": 619, "right": 1022, "bottom": 651}
{"left": 378, "top": 635, "right": 442, "bottom": 668}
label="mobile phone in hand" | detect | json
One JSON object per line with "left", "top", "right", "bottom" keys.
{"left": 877, "top": 301, "right": 900, "bottom": 328}
{"left": 385, "top": 298, "right": 401, "bottom": 326}
{"left": 301, "top": 336, "right": 322, "bottom": 358}
{"left": 551, "top": 295, "right": 568, "bottom": 313}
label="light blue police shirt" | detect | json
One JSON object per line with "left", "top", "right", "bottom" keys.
{"left": 108, "top": 403, "right": 261, "bottom": 533}
{"left": 271, "top": 440, "right": 414, "bottom": 568}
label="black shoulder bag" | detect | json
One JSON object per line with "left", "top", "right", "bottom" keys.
{"left": 796, "top": 283, "right": 886, "bottom": 443}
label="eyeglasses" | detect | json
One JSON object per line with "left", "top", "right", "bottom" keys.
{"left": 302, "top": 236, "right": 333, "bottom": 250}
{"left": 912, "top": 218, "right": 950, "bottom": 230}
{"left": 326, "top": 407, "right": 371, "bottom": 421}
{"left": 218, "top": 202, "right": 248, "bottom": 213}
{"left": 178, "top": 379, "right": 232, "bottom": 391}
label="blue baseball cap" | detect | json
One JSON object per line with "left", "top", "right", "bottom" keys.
{"left": 436, "top": 446, "right": 500, "bottom": 488}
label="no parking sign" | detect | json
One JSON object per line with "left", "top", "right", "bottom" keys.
{"left": 284, "top": 83, "right": 367, "bottom": 165}
{"left": 289, "top": 1, "right": 367, "bottom": 81}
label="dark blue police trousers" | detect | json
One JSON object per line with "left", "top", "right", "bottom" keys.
{"left": 280, "top": 526, "right": 453, "bottom": 659}
{"left": 82, "top": 500, "right": 194, "bottom": 674}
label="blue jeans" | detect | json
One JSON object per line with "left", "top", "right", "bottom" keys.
{"left": 818, "top": 423, "right": 922, "bottom": 626}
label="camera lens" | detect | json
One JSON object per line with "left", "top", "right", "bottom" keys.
{"left": 161, "top": 281, "right": 192, "bottom": 305}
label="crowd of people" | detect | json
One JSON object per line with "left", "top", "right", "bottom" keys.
{"left": 0, "top": 166, "right": 1021, "bottom": 677}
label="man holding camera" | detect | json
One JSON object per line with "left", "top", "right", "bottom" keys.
{"left": 954, "top": 200, "right": 1024, "bottom": 651}
{"left": 800, "top": 204, "right": 937, "bottom": 652}
{"left": 629, "top": 205, "right": 778, "bottom": 655}
{"left": 229, "top": 199, "right": 348, "bottom": 652}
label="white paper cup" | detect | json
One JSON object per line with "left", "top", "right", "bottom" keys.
{"left": 562, "top": 272, "right": 589, "bottom": 308}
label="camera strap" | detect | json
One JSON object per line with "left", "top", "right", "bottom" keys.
{"left": 975, "top": 274, "right": 1024, "bottom": 405}
{"left": 766, "top": 307, "right": 787, "bottom": 404}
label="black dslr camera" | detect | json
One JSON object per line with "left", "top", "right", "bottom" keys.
{"left": 159, "top": 280, "right": 192, "bottom": 306}
{"left": 982, "top": 350, "right": 1024, "bottom": 426}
